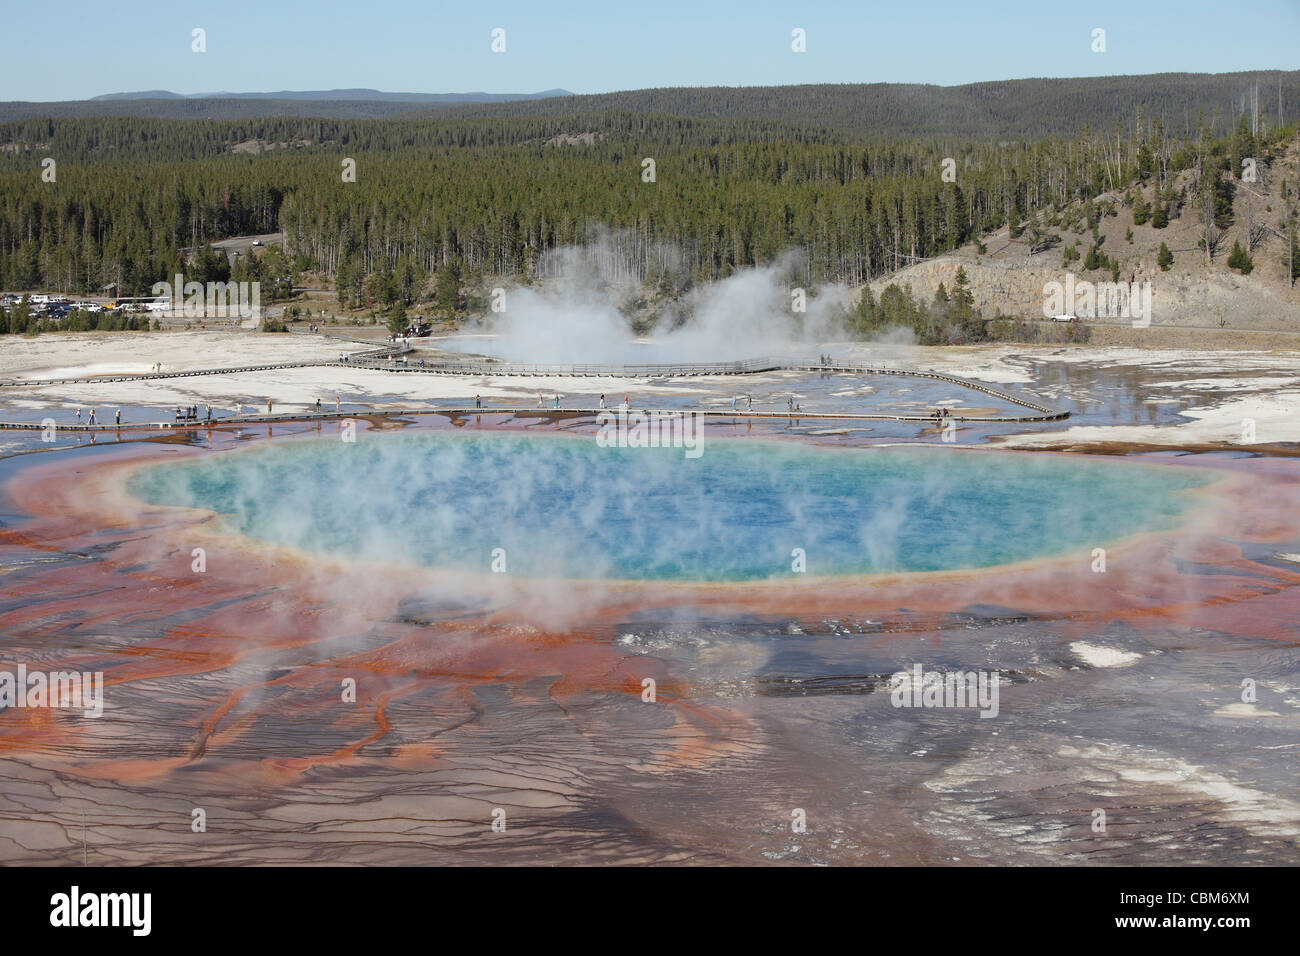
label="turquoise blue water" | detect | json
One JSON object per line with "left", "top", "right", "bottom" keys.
{"left": 128, "top": 434, "right": 1207, "bottom": 580}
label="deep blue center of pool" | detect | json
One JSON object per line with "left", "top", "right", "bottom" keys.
{"left": 129, "top": 434, "right": 1206, "bottom": 580}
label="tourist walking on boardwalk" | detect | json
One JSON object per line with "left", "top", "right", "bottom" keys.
{"left": 115, "top": 408, "right": 120, "bottom": 425}
{"left": 554, "top": 395, "right": 560, "bottom": 408}
{"left": 746, "top": 395, "right": 752, "bottom": 410}
{"left": 475, "top": 395, "right": 482, "bottom": 409}
{"left": 267, "top": 400, "right": 273, "bottom": 414}
{"left": 731, "top": 396, "right": 737, "bottom": 411}
{"left": 335, "top": 395, "right": 340, "bottom": 413}
{"left": 75, "top": 408, "right": 81, "bottom": 423}
{"left": 537, "top": 392, "right": 543, "bottom": 407}
{"left": 88, "top": 409, "right": 96, "bottom": 425}
{"left": 599, "top": 394, "right": 605, "bottom": 408}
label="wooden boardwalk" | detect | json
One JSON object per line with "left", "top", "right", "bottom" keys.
{"left": 0, "top": 347, "right": 1069, "bottom": 429}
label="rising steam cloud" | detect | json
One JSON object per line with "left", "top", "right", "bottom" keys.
{"left": 449, "top": 237, "right": 855, "bottom": 364}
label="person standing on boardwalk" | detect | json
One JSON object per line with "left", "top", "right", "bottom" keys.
{"left": 75, "top": 408, "right": 81, "bottom": 423}
{"left": 267, "top": 399, "right": 273, "bottom": 415}
{"left": 554, "top": 395, "right": 560, "bottom": 408}
{"left": 475, "top": 395, "right": 482, "bottom": 409}
{"left": 599, "top": 394, "right": 605, "bottom": 408}
{"left": 88, "top": 409, "right": 96, "bottom": 425}
{"left": 537, "top": 392, "right": 544, "bottom": 407}
{"left": 115, "top": 408, "right": 120, "bottom": 425}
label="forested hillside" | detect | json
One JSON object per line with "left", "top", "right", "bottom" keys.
{"left": 4, "top": 71, "right": 1293, "bottom": 135}
{"left": 434, "top": 72, "right": 1300, "bottom": 139}
{"left": 0, "top": 84, "right": 1294, "bottom": 309}
{"left": 0, "top": 89, "right": 572, "bottom": 122}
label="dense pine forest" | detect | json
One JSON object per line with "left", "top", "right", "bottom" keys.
{"left": 0, "top": 82, "right": 1294, "bottom": 313}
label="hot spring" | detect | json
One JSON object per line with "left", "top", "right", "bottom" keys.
{"left": 128, "top": 434, "right": 1209, "bottom": 581}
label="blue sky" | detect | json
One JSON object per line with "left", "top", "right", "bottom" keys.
{"left": 4, "top": 0, "right": 1297, "bottom": 101}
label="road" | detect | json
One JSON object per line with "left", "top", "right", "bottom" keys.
{"left": 210, "top": 232, "right": 286, "bottom": 263}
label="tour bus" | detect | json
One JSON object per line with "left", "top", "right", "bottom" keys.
{"left": 107, "top": 296, "right": 164, "bottom": 313}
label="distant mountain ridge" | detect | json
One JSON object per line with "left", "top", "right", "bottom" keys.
{"left": 91, "top": 90, "right": 186, "bottom": 100}
{"left": 2, "top": 72, "right": 1296, "bottom": 135}
{"left": 427, "top": 71, "right": 1300, "bottom": 139}
{"left": 91, "top": 88, "right": 572, "bottom": 103}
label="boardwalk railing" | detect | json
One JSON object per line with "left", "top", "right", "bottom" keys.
{"left": 0, "top": 350, "right": 1069, "bottom": 424}
{"left": 384, "top": 356, "right": 783, "bottom": 377}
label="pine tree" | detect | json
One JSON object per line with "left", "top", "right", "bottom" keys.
{"left": 931, "top": 283, "right": 950, "bottom": 322}
{"left": 1158, "top": 242, "right": 1174, "bottom": 271}
{"left": 850, "top": 285, "right": 880, "bottom": 336}
{"left": 950, "top": 267, "right": 974, "bottom": 322}
{"left": 1227, "top": 240, "right": 1253, "bottom": 274}
{"left": 387, "top": 301, "right": 408, "bottom": 336}
{"left": 434, "top": 259, "right": 464, "bottom": 315}
{"left": 1132, "top": 191, "right": 1150, "bottom": 226}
